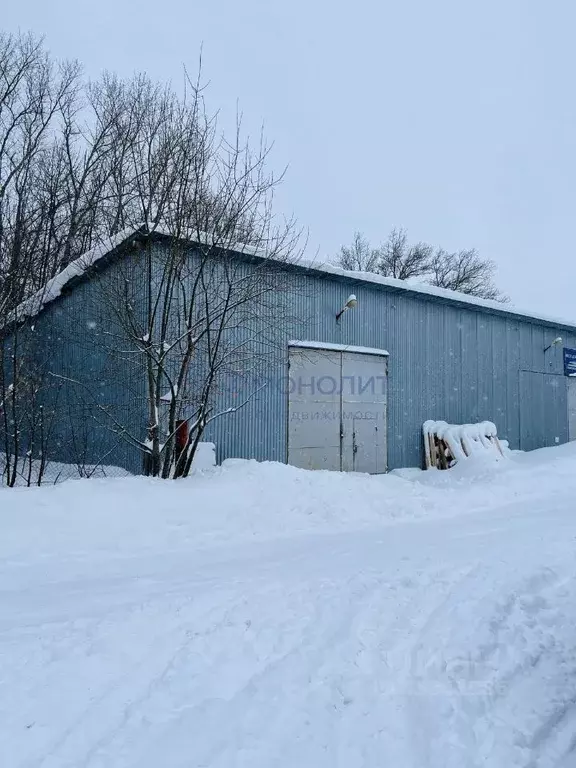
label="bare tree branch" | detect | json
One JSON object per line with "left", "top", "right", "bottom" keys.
{"left": 335, "top": 228, "right": 506, "bottom": 301}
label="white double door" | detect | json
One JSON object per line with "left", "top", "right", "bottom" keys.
{"left": 288, "top": 346, "right": 388, "bottom": 473}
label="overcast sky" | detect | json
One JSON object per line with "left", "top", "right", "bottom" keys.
{"left": 4, "top": 0, "right": 576, "bottom": 320}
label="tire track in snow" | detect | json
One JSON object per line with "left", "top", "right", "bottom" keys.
{"left": 404, "top": 562, "right": 576, "bottom": 768}
{"left": 7, "top": 585, "right": 243, "bottom": 768}
{"left": 85, "top": 573, "right": 387, "bottom": 767}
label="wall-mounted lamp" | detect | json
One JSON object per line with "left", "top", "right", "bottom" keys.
{"left": 543, "top": 336, "right": 563, "bottom": 353}
{"left": 336, "top": 294, "right": 357, "bottom": 322}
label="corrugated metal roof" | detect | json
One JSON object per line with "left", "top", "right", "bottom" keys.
{"left": 289, "top": 259, "right": 576, "bottom": 332}
{"left": 11, "top": 225, "right": 576, "bottom": 333}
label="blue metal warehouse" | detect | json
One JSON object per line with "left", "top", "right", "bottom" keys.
{"left": 5, "top": 229, "right": 576, "bottom": 473}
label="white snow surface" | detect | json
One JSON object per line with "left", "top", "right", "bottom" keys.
{"left": 0, "top": 454, "right": 132, "bottom": 485}
{"left": 289, "top": 340, "right": 390, "bottom": 356}
{"left": 423, "top": 419, "right": 503, "bottom": 465}
{"left": 2, "top": 444, "right": 576, "bottom": 767}
{"left": 0, "top": 442, "right": 215, "bottom": 485}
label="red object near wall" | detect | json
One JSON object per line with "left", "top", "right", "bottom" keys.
{"left": 175, "top": 419, "right": 189, "bottom": 458}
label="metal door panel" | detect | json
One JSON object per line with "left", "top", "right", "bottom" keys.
{"left": 568, "top": 378, "right": 576, "bottom": 441}
{"left": 288, "top": 348, "right": 341, "bottom": 470}
{"left": 519, "top": 370, "right": 541, "bottom": 451}
{"left": 288, "top": 346, "right": 388, "bottom": 473}
{"left": 290, "top": 446, "right": 342, "bottom": 471}
{"left": 339, "top": 353, "right": 388, "bottom": 403}
{"left": 341, "top": 352, "right": 388, "bottom": 473}
{"left": 288, "top": 348, "right": 341, "bottom": 403}
{"left": 341, "top": 406, "right": 386, "bottom": 473}
{"left": 288, "top": 401, "right": 342, "bottom": 448}
{"left": 520, "top": 370, "right": 567, "bottom": 451}
{"left": 545, "top": 373, "right": 568, "bottom": 447}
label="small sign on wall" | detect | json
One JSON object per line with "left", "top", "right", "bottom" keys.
{"left": 563, "top": 348, "right": 576, "bottom": 377}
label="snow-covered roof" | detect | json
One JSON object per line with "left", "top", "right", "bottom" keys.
{"left": 289, "top": 340, "right": 389, "bottom": 357}
{"left": 297, "top": 259, "right": 576, "bottom": 332}
{"left": 10, "top": 225, "right": 576, "bottom": 333}
{"left": 10, "top": 224, "right": 264, "bottom": 325}
{"left": 12, "top": 226, "right": 142, "bottom": 325}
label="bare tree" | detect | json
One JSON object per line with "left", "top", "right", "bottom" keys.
{"left": 0, "top": 35, "right": 304, "bottom": 482}
{"left": 428, "top": 248, "right": 504, "bottom": 300}
{"left": 43, "top": 72, "right": 303, "bottom": 480}
{"left": 0, "top": 326, "right": 63, "bottom": 486}
{"left": 0, "top": 32, "right": 80, "bottom": 486}
{"left": 337, "top": 232, "right": 380, "bottom": 272}
{"left": 336, "top": 228, "right": 506, "bottom": 301}
{"left": 0, "top": 32, "right": 80, "bottom": 311}
{"left": 377, "top": 228, "right": 433, "bottom": 280}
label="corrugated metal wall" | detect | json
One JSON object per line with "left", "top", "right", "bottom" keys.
{"left": 203, "top": 266, "right": 576, "bottom": 469}
{"left": 7, "top": 250, "right": 150, "bottom": 474}
{"left": 12, "top": 241, "right": 576, "bottom": 472}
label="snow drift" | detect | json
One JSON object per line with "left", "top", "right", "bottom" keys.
{"left": 2, "top": 443, "right": 576, "bottom": 767}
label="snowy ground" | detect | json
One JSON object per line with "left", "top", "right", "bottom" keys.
{"left": 2, "top": 445, "right": 576, "bottom": 767}
{"left": 0, "top": 441, "right": 216, "bottom": 486}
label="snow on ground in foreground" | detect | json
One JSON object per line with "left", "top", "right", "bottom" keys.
{"left": 2, "top": 445, "right": 576, "bottom": 767}
{"left": 0, "top": 441, "right": 216, "bottom": 486}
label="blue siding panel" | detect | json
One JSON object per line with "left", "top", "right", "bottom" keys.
{"left": 6, "top": 241, "right": 576, "bottom": 472}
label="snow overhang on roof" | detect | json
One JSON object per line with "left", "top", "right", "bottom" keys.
{"left": 9, "top": 224, "right": 576, "bottom": 334}
{"left": 292, "top": 259, "right": 576, "bottom": 333}
{"left": 10, "top": 225, "right": 145, "bottom": 325}
{"left": 289, "top": 341, "right": 389, "bottom": 357}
